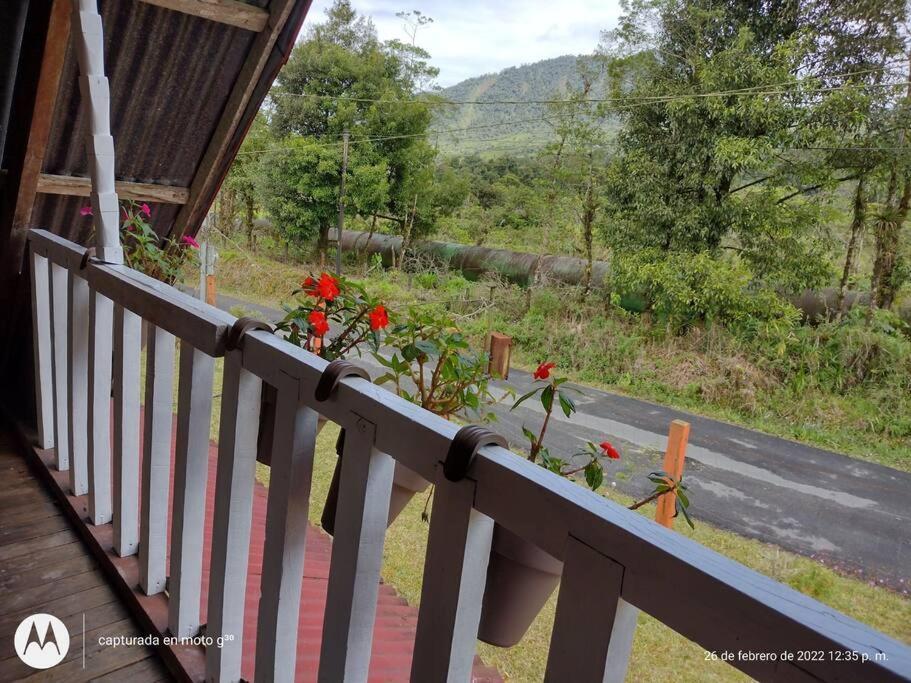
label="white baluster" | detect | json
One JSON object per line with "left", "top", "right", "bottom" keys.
{"left": 169, "top": 340, "right": 215, "bottom": 639}
{"left": 112, "top": 305, "right": 141, "bottom": 556}
{"left": 544, "top": 536, "right": 635, "bottom": 682}
{"left": 206, "top": 350, "right": 262, "bottom": 682}
{"left": 29, "top": 249, "right": 54, "bottom": 448}
{"left": 49, "top": 262, "right": 70, "bottom": 470}
{"left": 318, "top": 417, "right": 394, "bottom": 683}
{"left": 139, "top": 324, "right": 175, "bottom": 595}
{"left": 411, "top": 477, "right": 493, "bottom": 682}
{"left": 87, "top": 290, "right": 114, "bottom": 524}
{"left": 67, "top": 273, "right": 90, "bottom": 495}
{"left": 255, "top": 378, "right": 318, "bottom": 683}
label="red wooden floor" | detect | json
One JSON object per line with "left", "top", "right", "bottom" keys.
{"left": 185, "top": 441, "right": 502, "bottom": 682}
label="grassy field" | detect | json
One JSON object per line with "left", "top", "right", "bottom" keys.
{"left": 195, "top": 241, "right": 911, "bottom": 472}
{"left": 249, "top": 422, "right": 911, "bottom": 682}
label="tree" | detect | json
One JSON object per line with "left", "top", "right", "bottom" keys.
{"left": 225, "top": 113, "right": 271, "bottom": 248}
{"left": 597, "top": 0, "right": 835, "bottom": 292}
{"left": 264, "top": 0, "right": 438, "bottom": 259}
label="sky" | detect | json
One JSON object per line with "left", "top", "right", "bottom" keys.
{"left": 304, "top": 0, "right": 624, "bottom": 87}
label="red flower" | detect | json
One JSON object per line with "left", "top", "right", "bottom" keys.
{"left": 140, "top": 203, "right": 151, "bottom": 217}
{"left": 302, "top": 275, "right": 316, "bottom": 291}
{"left": 80, "top": 206, "right": 93, "bottom": 217}
{"left": 369, "top": 305, "right": 389, "bottom": 331}
{"left": 309, "top": 310, "right": 329, "bottom": 337}
{"left": 599, "top": 441, "right": 621, "bottom": 460}
{"left": 316, "top": 273, "right": 340, "bottom": 301}
{"left": 533, "top": 362, "right": 556, "bottom": 380}
{"left": 182, "top": 235, "right": 200, "bottom": 249}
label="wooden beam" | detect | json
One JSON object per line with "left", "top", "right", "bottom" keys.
{"left": 139, "top": 0, "right": 269, "bottom": 31}
{"left": 37, "top": 173, "right": 190, "bottom": 204}
{"left": 173, "top": 0, "right": 298, "bottom": 240}
{"left": 10, "top": 0, "right": 70, "bottom": 235}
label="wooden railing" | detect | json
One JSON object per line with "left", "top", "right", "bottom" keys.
{"left": 27, "top": 228, "right": 911, "bottom": 683}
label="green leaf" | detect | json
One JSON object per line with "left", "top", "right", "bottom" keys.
{"left": 521, "top": 425, "right": 537, "bottom": 445}
{"left": 415, "top": 339, "right": 440, "bottom": 357}
{"left": 541, "top": 384, "right": 554, "bottom": 412}
{"left": 511, "top": 387, "right": 542, "bottom": 410}
{"left": 557, "top": 391, "right": 576, "bottom": 417}
{"left": 676, "top": 499, "right": 695, "bottom": 529}
{"left": 584, "top": 460, "right": 604, "bottom": 490}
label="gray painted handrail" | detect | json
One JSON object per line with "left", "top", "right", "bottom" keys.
{"left": 27, "top": 229, "right": 911, "bottom": 683}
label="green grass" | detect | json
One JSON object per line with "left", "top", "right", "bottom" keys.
{"left": 250, "top": 423, "right": 911, "bottom": 682}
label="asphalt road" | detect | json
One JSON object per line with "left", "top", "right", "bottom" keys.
{"left": 210, "top": 289, "right": 911, "bottom": 592}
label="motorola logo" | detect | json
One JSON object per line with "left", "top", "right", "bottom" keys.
{"left": 14, "top": 613, "right": 70, "bottom": 669}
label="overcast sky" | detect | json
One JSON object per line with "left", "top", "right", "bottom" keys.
{"left": 305, "top": 0, "right": 624, "bottom": 87}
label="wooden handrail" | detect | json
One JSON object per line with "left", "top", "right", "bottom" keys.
{"left": 26, "top": 228, "right": 911, "bottom": 683}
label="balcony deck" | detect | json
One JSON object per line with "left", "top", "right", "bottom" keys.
{"left": 0, "top": 430, "right": 167, "bottom": 682}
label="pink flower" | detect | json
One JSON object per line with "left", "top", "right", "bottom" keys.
{"left": 182, "top": 235, "right": 200, "bottom": 249}
{"left": 140, "top": 203, "right": 151, "bottom": 217}
{"left": 80, "top": 206, "right": 93, "bottom": 216}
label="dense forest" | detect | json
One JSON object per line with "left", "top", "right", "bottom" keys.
{"left": 214, "top": 0, "right": 911, "bottom": 465}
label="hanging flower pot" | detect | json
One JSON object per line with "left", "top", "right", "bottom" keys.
{"left": 320, "top": 430, "right": 429, "bottom": 536}
{"left": 256, "top": 384, "right": 328, "bottom": 466}
{"left": 477, "top": 524, "right": 563, "bottom": 647}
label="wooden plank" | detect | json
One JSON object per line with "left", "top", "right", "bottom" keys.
{"left": 139, "top": 325, "right": 175, "bottom": 595}
{"left": 205, "top": 350, "right": 262, "bottom": 681}
{"left": 0, "top": 529, "right": 77, "bottom": 563}
{"left": 37, "top": 173, "right": 190, "bottom": 204}
{"left": 544, "top": 537, "right": 631, "bottom": 682}
{"left": 49, "top": 261, "right": 70, "bottom": 470}
{"left": 112, "top": 305, "right": 141, "bottom": 556}
{"left": 172, "top": 0, "right": 299, "bottom": 240}
{"left": 168, "top": 340, "right": 215, "bottom": 639}
{"left": 0, "top": 584, "right": 114, "bottom": 638}
{"left": 29, "top": 250, "right": 54, "bottom": 448}
{"left": 656, "top": 420, "right": 690, "bottom": 528}
{"left": 87, "top": 290, "right": 114, "bottom": 524}
{"left": 10, "top": 0, "right": 70, "bottom": 235}
{"left": 141, "top": 0, "right": 268, "bottom": 32}
{"left": 67, "top": 273, "right": 90, "bottom": 496}
{"left": 410, "top": 477, "right": 493, "bottom": 682}
{"left": 138, "top": 0, "right": 269, "bottom": 31}
{"left": 318, "top": 417, "right": 394, "bottom": 683}
{"left": 0, "top": 514, "right": 69, "bottom": 545}
{"left": 90, "top": 657, "right": 169, "bottom": 683}
{"left": 255, "top": 378, "right": 318, "bottom": 683}
{"left": 0, "top": 570, "right": 105, "bottom": 615}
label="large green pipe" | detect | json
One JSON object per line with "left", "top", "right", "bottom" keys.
{"left": 341, "top": 230, "right": 910, "bottom": 323}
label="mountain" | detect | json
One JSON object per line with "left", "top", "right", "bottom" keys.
{"left": 429, "top": 54, "right": 611, "bottom": 157}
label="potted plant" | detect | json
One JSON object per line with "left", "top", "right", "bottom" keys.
{"left": 82, "top": 201, "right": 200, "bottom": 348}
{"left": 264, "top": 272, "right": 388, "bottom": 465}
{"left": 478, "top": 361, "right": 693, "bottom": 647}
{"left": 321, "top": 306, "right": 502, "bottom": 533}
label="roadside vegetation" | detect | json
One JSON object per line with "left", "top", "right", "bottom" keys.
{"left": 204, "top": 0, "right": 911, "bottom": 472}
{"left": 196, "top": 244, "right": 911, "bottom": 471}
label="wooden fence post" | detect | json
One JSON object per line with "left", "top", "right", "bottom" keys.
{"left": 656, "top": 419, "right": 690, "bottom": 528}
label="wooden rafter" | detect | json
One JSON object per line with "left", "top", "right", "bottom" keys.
{"left": 37, "top": 173, "right": 190, "bottom": 204}
{"left": 138, "top": 0, "right": 269, "bottom": 32}
{"left": 172, "top": 0, "right": 297, "bottom": 240}
{"left": 10, "top": 0, "right": 70, "bottom": 236}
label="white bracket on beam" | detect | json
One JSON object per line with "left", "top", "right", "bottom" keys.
{"left": 71, "top": 0, "right": 122, "bottom": 264}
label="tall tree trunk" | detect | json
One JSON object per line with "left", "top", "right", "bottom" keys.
{"left": 244, "top": 193, "right": 255, "bottom": 250}
{"left": 837, "top": 175, "right": 867, "bottom": 316}
{"left": 398, "top": 195, "right": 418, "bottom": 269}
{"left": 579, "top": 161, "right": 596, "bottom": 299}
{"left": 317, "top": 224, "right": 330, "bottom": 265}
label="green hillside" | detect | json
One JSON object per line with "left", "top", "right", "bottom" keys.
{"left": 430, "top": 54, "right": 612, "bottom": 157}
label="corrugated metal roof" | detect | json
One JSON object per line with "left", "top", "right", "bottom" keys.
{"left": 32, "top": 0, "right": 266, "bottom": 241}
